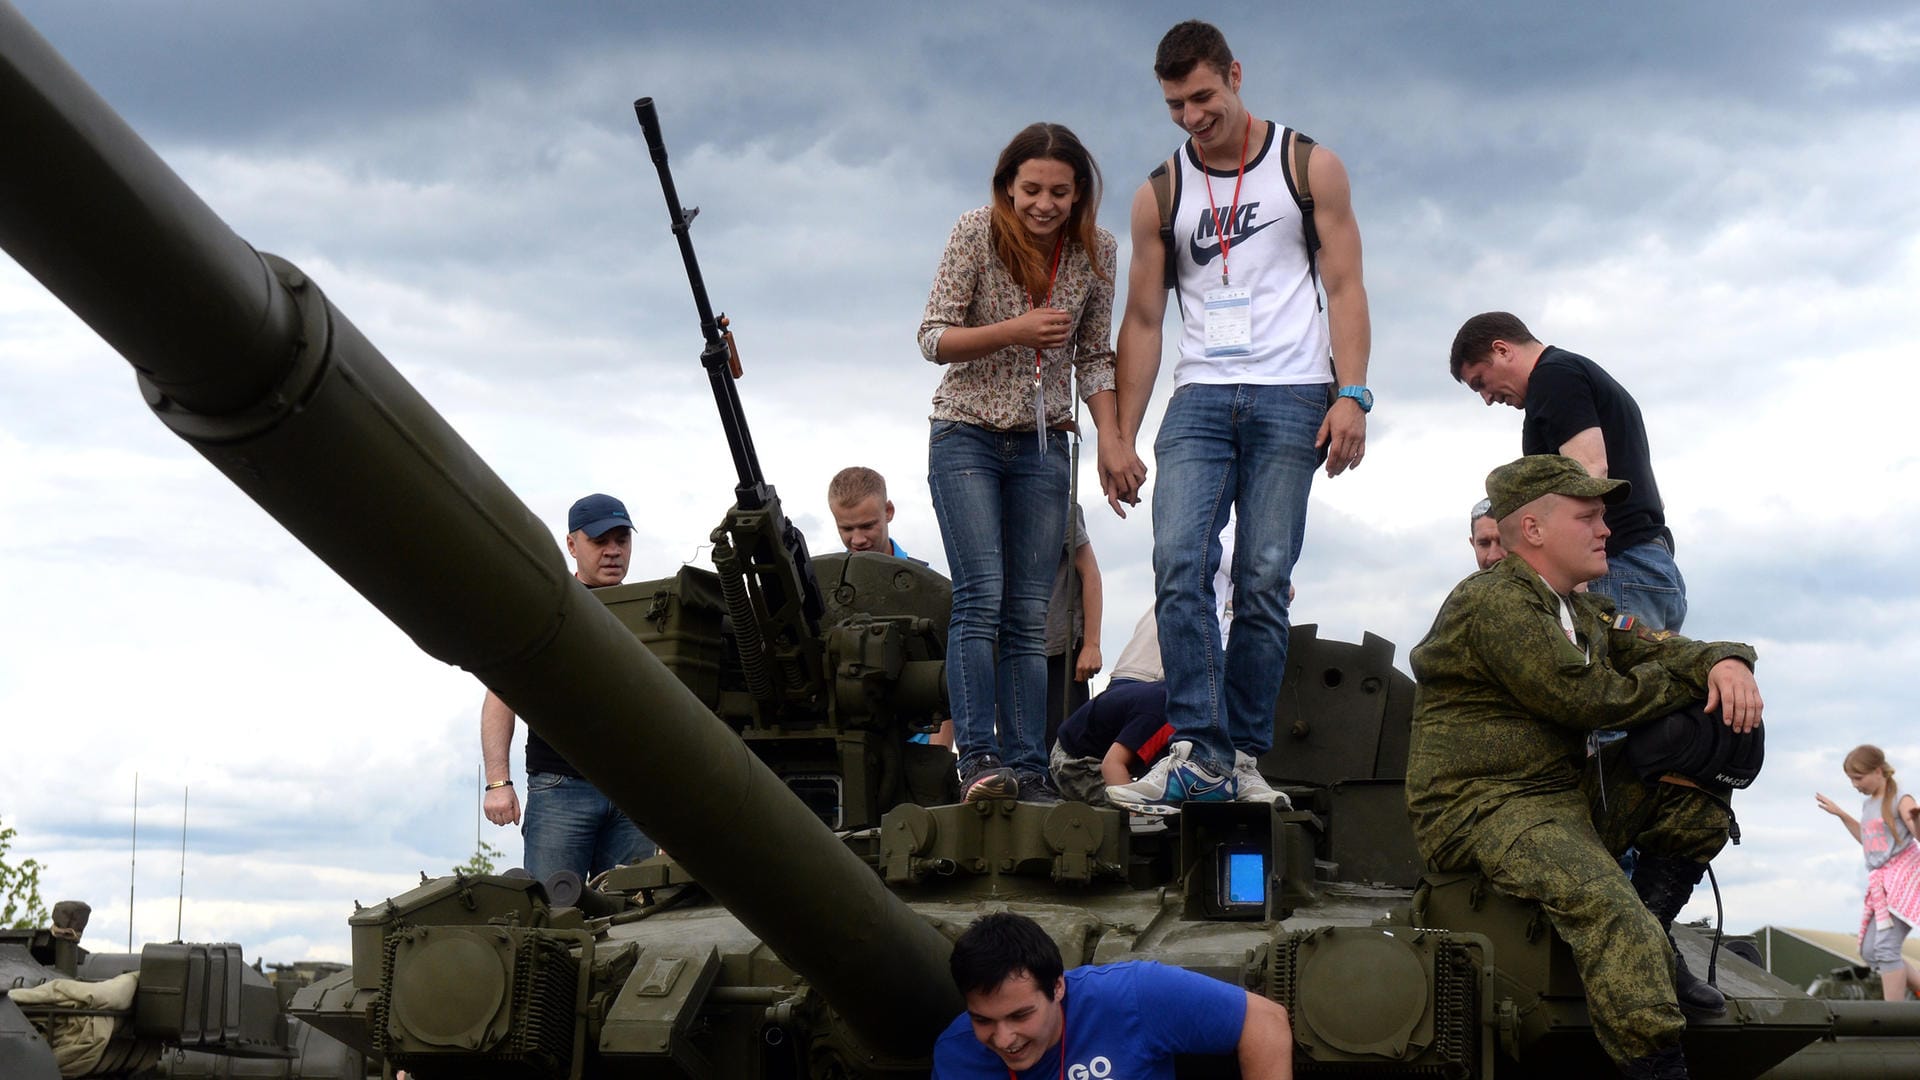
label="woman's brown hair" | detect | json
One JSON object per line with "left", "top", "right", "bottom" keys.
{"left": 989, "top": 123, "right": 1108, "bottom": 301}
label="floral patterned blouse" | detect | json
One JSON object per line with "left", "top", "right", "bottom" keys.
{"left": 918, "top": 207, "right": 1117, "bottom": 431}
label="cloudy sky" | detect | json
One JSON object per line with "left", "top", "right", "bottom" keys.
{"left": 2, "top": 1, "right": 1916, "bottom": 964}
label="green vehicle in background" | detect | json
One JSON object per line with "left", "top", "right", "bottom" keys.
{"left": 4, "top": 3, "right": 1920, "bottom": 1076}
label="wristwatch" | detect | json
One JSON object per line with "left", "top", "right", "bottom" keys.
{"left": 1337, "top": 385, "right": 1374, "bottom": 413}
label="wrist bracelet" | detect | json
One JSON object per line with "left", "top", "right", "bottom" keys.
{"left": 484, "top": 779, "right": 513, "bottom": 791}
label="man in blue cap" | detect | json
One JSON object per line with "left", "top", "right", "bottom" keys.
{"left": 479, "top": 493, "right": 656, "bottom": 882}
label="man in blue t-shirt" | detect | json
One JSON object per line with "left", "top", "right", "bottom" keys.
{"left": 934, "top": 912, "right": 1293, "bottom": 1079}
{"left": 827, "top": 465, "right": 911, "bottom": 560}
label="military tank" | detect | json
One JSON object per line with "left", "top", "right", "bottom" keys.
{"left": 0, "top": 901, "right": 366, "bottom": 1078}
{"left": 6, "top": 3, "right": 1920, "bottom": 1075}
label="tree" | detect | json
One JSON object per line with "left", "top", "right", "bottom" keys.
{"left": 1, "top": 814, "right": 50, "bottom": 929}
{"left": 454, "top": 839, "right": 502, "bottom": 876}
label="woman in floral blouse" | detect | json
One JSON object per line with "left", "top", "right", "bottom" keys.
{"left": 917, "top": 122, "right": 1120, "bottom": 804}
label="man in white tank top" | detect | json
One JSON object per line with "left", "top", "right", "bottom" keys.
{"left": 1102, "top": 21, "right": 1374, "bottom": 813}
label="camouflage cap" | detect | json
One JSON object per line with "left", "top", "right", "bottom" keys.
{"left": 1485, "top": 454, "right": 1629, "bottom": 521}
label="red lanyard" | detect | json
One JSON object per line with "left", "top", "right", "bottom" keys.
{"left": 1008, "top": 998, "right": 1066, "bottom": 1080}
{"left": 1194, "top": 114, "right": 1253, "bottom": 286}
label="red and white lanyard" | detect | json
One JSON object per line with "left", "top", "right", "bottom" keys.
{"left": 1032, "top": 234, "right": 1066, "bottom": 448}
{"left": 1194, "top": 114, "right": 1253, "bottom": 287}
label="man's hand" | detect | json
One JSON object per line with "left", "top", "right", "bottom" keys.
{"left": 1002, "top": 307, "right": 1074, "bottom": 351}
{"left": 1097, "top": 431, "right": 1147, "bottom": 517}
{"left": 1075, "top": 640, "right": 1103, "bottom": 682}
{"left": 484, "top": 784, "right": 522, "bottom": 827}
{"left": 1704, "top": 658, "right": 1763, "bottom": 732}
{"left": 1316, "top": 397, "right": 1367, "bottom": 477}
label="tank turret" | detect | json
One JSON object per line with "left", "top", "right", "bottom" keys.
{"left": 7, "top": 3, "right": 1920, "bottom": 1075}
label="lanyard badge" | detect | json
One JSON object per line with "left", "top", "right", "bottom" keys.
{"left": 1196, "top": 115, "right": 1255, "bottom": 359}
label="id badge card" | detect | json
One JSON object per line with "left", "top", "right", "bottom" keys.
{"left": 1203, "top": 285, "right": 1252, "bottom": 358}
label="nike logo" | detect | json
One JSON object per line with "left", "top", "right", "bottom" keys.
{"left": 1189, "top": 216, "right": 1279, "bottom": 268}
{"left": 1176, "top": 772, "right": 1232, "bottom": 799}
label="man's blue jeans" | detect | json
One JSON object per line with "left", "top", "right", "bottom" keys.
{"left": 522, "top": 772, "right": 656, "bottom": 883}
{"left": 928, "top": 420, "right": 1069, "bottom": 777}
{"left": 1152, "top": 382, "right": 1327, "bottom": 775}
{"left": 1588, "top": 537, "right": 1687, "bottom": 632}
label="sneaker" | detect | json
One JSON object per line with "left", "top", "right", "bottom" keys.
{"left": 1106, "top": 742, "right": 1237, "bottom": 816}
{"left": 1233, "top": 751, "right": 1292, "bottom": 808}
{"left": 1016, "top": 770, "right": 1063, "bottom": 805}
{"left": 960, "top": 755, "right": 1019, "bottom": 803}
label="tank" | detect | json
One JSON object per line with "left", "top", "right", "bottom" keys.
{"left": 5, "top": 4, "right": 1920, "bottom": 1076}
{"left": 0, "top": 902, "right": 366, "bottom": 1079}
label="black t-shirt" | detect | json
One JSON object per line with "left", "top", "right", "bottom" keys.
{"left": 525, "top": 730, "right": 581, "bottom": 778}
{"left": 1522, "top": 346, "right": 1671, "bottom": 556}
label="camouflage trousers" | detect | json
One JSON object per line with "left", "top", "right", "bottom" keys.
{"left": 1432, "top": 747, "right": 1731, "bottom": 1064}
{"left": 1049, "top": 742, "right": 1114, "bottom": 808}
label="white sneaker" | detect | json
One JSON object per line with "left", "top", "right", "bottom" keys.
{"left": 1107, "top": 741, "right": 1237, "bottom": 815}
{"left": 1234, "top": 751, "right": 1291, "bottom": 808}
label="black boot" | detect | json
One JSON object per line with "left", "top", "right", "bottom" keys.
{"left": 1618, "top": 1043, "right": 1689, "bottom": 1079}
{"left": 1633, "top": 854, "right": 1727, "bottom": 1018}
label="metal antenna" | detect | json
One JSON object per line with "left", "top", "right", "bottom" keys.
{"left": 128, "top": 771, "right": 138, "bottom": 951}
{"left": 174, "top": 786, "right": 188, "bottom": 942}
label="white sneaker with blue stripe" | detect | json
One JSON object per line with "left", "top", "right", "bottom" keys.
{"left": 1105, "top": 741, "right": 1237, "bottom": 815}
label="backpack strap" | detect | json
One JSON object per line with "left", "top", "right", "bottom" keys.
{"left": 1147, "top": 152, "right": 1181, "bottom": 291}
{"left": 1282, "top": 127, "right": 1323, "bottom": 310}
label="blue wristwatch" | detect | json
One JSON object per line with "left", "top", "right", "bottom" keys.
{"left": 1337, "top": 385, "right": 1374, "bottom": 413}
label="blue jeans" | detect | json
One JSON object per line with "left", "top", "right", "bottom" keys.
{"left": 928, "top": 420, "right": 1069, "bottom": 777}
{"left": 1589, "top": 537, "right": 1686, "bottom": 632}
{"left": 1152, "top": 382, "right": 1327, "bottom": 774}
{"left": 521, "top": 772, "right": 656, "bottom": 882}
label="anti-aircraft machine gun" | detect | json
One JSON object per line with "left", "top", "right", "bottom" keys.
{"left": 609, "top": 99, "right": 958, "bottom": 830}
{"left": 8, "top": 3, "right": 1920, "bottom": 1075}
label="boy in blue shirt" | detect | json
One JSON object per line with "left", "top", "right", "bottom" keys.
{"left": 933, "top": 912, "right": 1293, "bottom": 1078}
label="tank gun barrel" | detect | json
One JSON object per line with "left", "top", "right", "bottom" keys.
{"left": 0, "top": 4, "right": 958, "bottom": 1059}
{"left": 0, "top": 4, "right": 300, "bottom": 417}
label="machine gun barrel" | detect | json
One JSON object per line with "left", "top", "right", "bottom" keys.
{"left": 632, "top": 96, "right": 827, "bottom": 689}
{"left": 0, "top": 5, "right": 959, "bottom": 1059}
{"left": 633, "top": 95, "right": 765, "bottom": 505}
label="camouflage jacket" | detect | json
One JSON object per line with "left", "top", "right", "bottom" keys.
{"left": 1404, "top": 555, "right": 1756, "bottom": 862}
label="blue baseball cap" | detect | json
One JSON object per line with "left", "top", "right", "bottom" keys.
{"left": 568, "top": 493, "right": 632, "bottom": 538}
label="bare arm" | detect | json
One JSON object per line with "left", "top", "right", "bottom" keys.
{"left": 1903, "top": 795, "right": 1920, "bottom": 838}
{"left": 1236, "top": 992, "right": 1294, "bottom": 1079}
{"left": 1099, "top": 742, "right": 1139, "bottom": 788}
{"left": 481, "top": 691, "right": 522, "bottom": 826}
{"left": 1815, "top": 792, "right": 1863, "bottom": 844}
{"left": 1099, "top": 182, "right": 1168, "bottom": 516}
{"left": 1073, "top": 540, "right": 1104, "bottom": 680}
{"left": 1559, "top": 426, "right": 1609, "bottom": 478}
{"left": 1309, "top": 148, "right": 1371, "bottom": 478}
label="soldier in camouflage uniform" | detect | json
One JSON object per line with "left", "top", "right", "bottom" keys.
{"left": 1406, "top": 455, "right": 1764, "bottom": 1080}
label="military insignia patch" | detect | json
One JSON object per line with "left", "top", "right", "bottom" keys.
{"left": 1612, "top": 614, "right": 1635, "bottom": 632}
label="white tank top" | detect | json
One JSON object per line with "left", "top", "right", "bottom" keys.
{"left": 1170, "top": 121, "right": 1332, "bottom": 387}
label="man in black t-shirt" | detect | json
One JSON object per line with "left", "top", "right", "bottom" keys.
{"left": 1449, "top": 312, "right": 1688, "bottom": 632}
{"left": 480, "top": 494, "right": 657, "bottom": 883}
